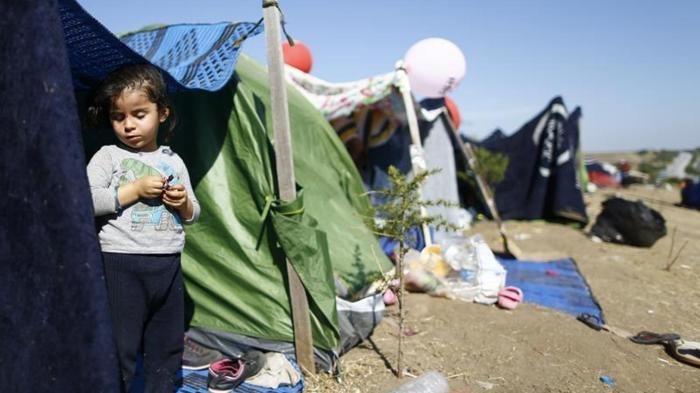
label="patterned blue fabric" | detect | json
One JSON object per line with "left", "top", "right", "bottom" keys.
{"left": 498, "top": 257, "right": 605, "bottom": 323}
{"left": 58, "top": 0, "right": 262, "bottom": 91}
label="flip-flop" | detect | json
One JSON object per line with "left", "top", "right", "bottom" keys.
{"left": 630, "top": 331, "right": 681, "bottom": 345}
{"left": 497, "top": 286, "right": 523, "bottom": 310}
{"left": 668, "top": 339, "right": 700, "bottom": 367}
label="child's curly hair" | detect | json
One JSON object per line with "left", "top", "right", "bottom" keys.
{"left": 87, "top": 63, "right": 177, "bottom": 142}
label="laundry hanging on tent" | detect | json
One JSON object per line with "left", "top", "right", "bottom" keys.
{"left": 285, "top": 65, "right": 400, "bottom": 120}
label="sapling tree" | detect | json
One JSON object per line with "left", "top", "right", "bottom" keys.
{"left": 365, "top": 165, "right": 457, "bottom": 378}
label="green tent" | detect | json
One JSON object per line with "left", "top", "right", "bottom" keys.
{"left": 83, "top": 54, "right": 391, "bottom": 362}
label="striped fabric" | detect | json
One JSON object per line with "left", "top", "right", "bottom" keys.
{"left": 286, "top": 66, "right": 409, "bottom": 149}
{"left": 331, "top": 104, "right": 402, "bottom": 148}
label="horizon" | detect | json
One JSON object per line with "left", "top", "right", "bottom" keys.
{"left": 584, "top": 147, "right": 700, "bottom": 155}
{"left": 77, "top": 0, "right": 699, "bottom": 152}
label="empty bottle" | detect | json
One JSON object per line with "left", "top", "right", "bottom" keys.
{"left": 387, "top": 371, "right": 449, "bottom": 393}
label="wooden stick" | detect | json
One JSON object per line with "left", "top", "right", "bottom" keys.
{"left": 666, "top": 227, "right": 677, "bottom": 265}
{"left": 262, "top": 0, "right": 314, "bottom": 374}
{"left": 396, "top": 242, "right": 405, "bottom": 378}
{"left": 665, "top": 239, "right": 688, "bottom": 272}
{"left": 443, "top": 113, "right": 523, "bottom": 259}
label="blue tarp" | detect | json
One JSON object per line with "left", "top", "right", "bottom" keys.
{"left": 499, "top": 257, "right": 605, "bottom": 323}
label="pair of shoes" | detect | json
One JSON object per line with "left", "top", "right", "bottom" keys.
{"left": 630, "top": 331, "right": 700, "bottom": 368}
{"left": 183, "top": 337, "right": 225, "bottom": 370}
{"left": 207, "top": 350, "right": 266, "bottom": 393}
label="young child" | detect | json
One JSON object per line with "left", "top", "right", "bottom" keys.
{"left": 86, "top": 64, "right": 200, "bottom": 392}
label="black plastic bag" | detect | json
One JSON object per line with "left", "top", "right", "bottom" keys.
{"left": 591, "top": 197, "right": 666, "bottom": 247}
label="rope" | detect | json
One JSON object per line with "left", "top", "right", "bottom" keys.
{"left": 255, "top": 192, "right": 305, "bottom": 250}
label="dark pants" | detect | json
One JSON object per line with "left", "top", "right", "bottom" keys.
{"left": 102, "top": 252, "right": 184, "bottom": 393}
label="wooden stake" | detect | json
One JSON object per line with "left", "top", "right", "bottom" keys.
{"left": 666, "top": 227, "right": 677, "bottom": 265}
{"left": 262, "top": 0, "right": 314, "bottom": 374}
{"left": 665, "top": 239, "right": 688, "bottom": 272}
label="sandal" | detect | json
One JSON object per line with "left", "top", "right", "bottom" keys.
{"left": 668, "top": 339, "right": 700, "bottom": 367}
{"left": 497, "top": 286, "right": 523, "bottom": 310}
{"left": 629, "top": 331, "right": 700, "bottom": 368}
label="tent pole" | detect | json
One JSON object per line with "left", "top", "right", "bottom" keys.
{"left": 262, "top": 0, "right": 315, "bottom": 374}
{"left": 395, "top": 64, "right": 432, "bottom": 247}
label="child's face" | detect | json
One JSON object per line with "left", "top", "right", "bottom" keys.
{"left": 109, "top": 88, "right": 168, "bottom": 152}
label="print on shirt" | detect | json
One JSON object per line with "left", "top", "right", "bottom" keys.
{"left": 118, "top": 158, "right": 183, "bottom": 233}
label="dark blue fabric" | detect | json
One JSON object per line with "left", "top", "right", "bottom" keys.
{"left": 377, "top": 225, "right": 432, "bottom": 256}
{"left": 363, "top": 125, "right": 413, "bottom": 192}
{"left": 566, "top": 107, "right": 582, "bottom": 154}
{"left": 481, "top": 129, "right": 506, "bottom": 146}
{"left": 480, "top": 97, "right": 588, "bottom": 224}
{"left": 58, "top": 0, "right": 261, "bottom": 92}
{"left": 102, "top": 253, "right": 184, "bottom": 393}
{"left": 682, "top": 181, "right": 700, "bottom": 208}
{"left": 0, "top": 0, "right": 119, "bottom": 390}
{"left": 499, "top": 258, "right": 604, "bottom": 323}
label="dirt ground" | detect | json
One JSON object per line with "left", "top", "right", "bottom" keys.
{"left": 306, "top": 185, "right": 700, "bottom": 392}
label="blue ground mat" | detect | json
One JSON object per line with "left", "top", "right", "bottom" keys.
{"left": 175, "top": 368, "right": 303, "bottom": 393}
{"left": 130, "top": 360, "right": 304, "bottom": 392}
{"left": 498, "top": 257, "right": 605, "bottom": 323}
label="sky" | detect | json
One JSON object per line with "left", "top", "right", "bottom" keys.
{"left": 78, "top": 0, "right": 699, "bottom": 152}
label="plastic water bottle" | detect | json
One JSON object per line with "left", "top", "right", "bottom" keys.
{"left": 387, "top": 371, "right": 450, "bottom": 393}
{"left": 457, "top": 236, "right": 479, "bottom": 286}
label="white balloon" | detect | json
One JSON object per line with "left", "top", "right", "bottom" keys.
{"left": 404, "top": 38, "right": 467, "bottom": 98}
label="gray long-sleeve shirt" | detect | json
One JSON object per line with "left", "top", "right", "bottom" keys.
{"left": 87, "top": 145, "right": 200, "bottom": 254}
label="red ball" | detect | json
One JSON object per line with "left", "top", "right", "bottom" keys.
{"left": 444, "top": 96, "right": 461, "bottom": 129}
{"left": 282, "top": 41, "right": 313, "bottom": 73}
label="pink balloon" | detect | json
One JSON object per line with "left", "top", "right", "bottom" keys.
{"left": 404, "top": 38, "right": 467, "bottom": 98}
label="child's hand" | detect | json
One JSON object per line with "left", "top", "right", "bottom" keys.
{"left": 136, "top": 176, "right": 167, "bottom": 198}
{"left": 162, "top": 184, "right": 188, "bottom": 210}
